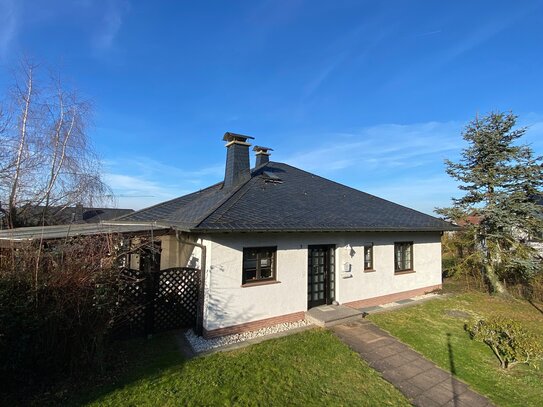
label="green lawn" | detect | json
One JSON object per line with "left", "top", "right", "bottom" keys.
{"left": 65, "top": 329, "right": 409, "bottom": 406}
{"left": 370, "top": 287, "right": 543, "bottom": 407}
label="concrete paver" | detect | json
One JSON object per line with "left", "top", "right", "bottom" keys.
{"left": 332, "top": 320, "right": 494, "bottom": 407}
{"left": 305, "top": 304, "right": 364, "bottom": 327}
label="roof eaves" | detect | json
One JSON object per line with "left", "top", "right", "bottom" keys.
{"left": 192, "top": 225, "right": 458, "bottom": 233}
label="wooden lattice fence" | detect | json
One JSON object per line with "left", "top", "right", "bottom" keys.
{"left": 113, "top": 267, "right": 200, "bottom": 338}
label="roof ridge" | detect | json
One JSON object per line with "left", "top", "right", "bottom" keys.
{"left": 190, "top": 164, "right": 271, "bottom": 230}
{"left": 201, "top": 178, "right": 256, "bottom": 225}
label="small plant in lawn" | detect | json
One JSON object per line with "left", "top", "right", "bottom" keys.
{"left": 465, "top": 316, "right": 543, "bottom": 369}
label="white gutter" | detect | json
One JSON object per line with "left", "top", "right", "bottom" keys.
{"left": 100, "top": 220, "right": 172, "bottom": 229}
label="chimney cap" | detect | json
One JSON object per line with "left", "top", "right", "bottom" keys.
{"left": 253, "top": 145, "right": 273, "bottom": 153}
{"left": 223, "top": 132, "right": 255, "bottom": 142}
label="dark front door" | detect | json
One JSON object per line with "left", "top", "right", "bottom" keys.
{"left": 308, "top": 245, "right": 335, "bottom": 308}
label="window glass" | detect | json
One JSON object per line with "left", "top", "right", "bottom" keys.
{"left": 242, "top": 247, "right": 277, "bottom": 284}
{"left": 394, "top": 242, "right": 413, "bottom": 272}
{"left": 364, "top": 245, "right": 373, "bottom": 270}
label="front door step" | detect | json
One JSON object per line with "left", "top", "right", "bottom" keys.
{"left": 306, "top": 304, "right": 365, "bottom": 327}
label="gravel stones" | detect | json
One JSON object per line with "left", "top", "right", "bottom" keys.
{"left": 185, "top": 320, "right": 310, "bottom": 353}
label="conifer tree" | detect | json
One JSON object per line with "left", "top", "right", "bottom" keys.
{"left": 437, "top": 112, "right": 543, "bottom": 295}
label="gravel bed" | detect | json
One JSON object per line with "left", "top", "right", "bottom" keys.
{"left": 185, "top": 319, "right": 310, "bottom": 353}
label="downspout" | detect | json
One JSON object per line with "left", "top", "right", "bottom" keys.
{"left": 175, "top": 230, "right": 207, "bottom": 336}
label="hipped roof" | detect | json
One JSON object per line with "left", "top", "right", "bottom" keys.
{"left": 115, "top": 161, "right": 456, "bottom": 233}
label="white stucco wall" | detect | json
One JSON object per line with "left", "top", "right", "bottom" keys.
{"left": 336, "top": 233, "right": 442, "bottom": 304}
{"left": 125, "top": 235, "right": 196, "bottom": 271}
{"left": 159, "top": 234, "right": 200, "bottom": 270}
{"left": 200, "top": 231, "right": 442, "bottom": 332}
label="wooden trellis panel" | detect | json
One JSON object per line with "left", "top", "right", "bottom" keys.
{"left": 154, "top": 268, "right": 200, "bottom": 332}
{"left": 113, "top": 268, "right": 148, "bottom": 338}
{"left": 113, "top": 267, "right": 200, "bottom": 338}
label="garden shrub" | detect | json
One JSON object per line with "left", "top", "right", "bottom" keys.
{"left": 0, "top": 235, "right": 128, "bottom": 398}
{"left": 465, "top": 316, "right": 543, "bottom": 369}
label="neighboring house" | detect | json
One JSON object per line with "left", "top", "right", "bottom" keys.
{"left": 13, "top": 205, "right": 134, "bottom": 227}
{"left": 448, "top": 198, "right": 543, "bottom": 255}
{"left": 0, "top": 133, "right": 455, "bottom": 338}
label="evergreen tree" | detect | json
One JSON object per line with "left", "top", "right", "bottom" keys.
{"left": 437, "top": 112, "right": 543, "bottom": 295}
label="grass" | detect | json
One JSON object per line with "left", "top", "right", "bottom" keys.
{"left": 370, "top": 283, "right": 543, "bottom": 407}
{"left": 64, "top": 329, "right": 409, "bottom": 406}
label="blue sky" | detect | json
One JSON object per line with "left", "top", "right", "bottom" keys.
{"left": 1, "top": 1, "right": 542, "bottom": 214}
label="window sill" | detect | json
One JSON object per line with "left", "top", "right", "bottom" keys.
{"left": 363, "top": 269, "right": 377, "bottom": 273}
{"left": 394, "top": 270, "right": 416, "bottom": 275}
{"left": 241, "top": 280, "right": 281, "bottom": 288}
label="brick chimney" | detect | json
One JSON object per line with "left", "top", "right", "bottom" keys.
{"left": 223, "top": 132, "right": 254, "bottom": 189}
{"left": 253, "top": 146, "right": 273, "bottom": 167}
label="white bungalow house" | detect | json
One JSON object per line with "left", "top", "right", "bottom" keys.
{"left": 109, "top": 133, "right": 454, "bottom": 337}
{"left": 0, "top": 133, "right": 455, "bottom": 338}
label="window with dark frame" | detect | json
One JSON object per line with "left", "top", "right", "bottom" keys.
{"left": 394, "top": 242, "right": 413, "bottom": 272}
{"left": 364, "top": 244, "right": 373, "bottom": 270}
{"left": 242, "top": 246, "right": 277, "bottom": 284}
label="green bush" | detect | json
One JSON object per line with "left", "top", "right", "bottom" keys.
{"left": 465, "top": 316, "right": 543, "bottom": 369}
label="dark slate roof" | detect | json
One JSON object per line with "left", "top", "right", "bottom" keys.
{"left": 118, "top": 182, "right": 233, "bottom": 230}
{"left": 117, "top": 161, "right": 455, "bottom": 233}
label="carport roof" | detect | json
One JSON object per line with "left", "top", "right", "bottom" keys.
{"left": 0, "top": 222, "right": 169, "bottom": 244}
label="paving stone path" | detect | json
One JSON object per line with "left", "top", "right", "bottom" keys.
{"left": 332, "top": 320, "right": 494, "bottom": 407}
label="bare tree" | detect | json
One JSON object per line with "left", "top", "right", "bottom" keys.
{"left": 0, "top": 59, "right": 111, "bottom": 228}
{"left": 0, "top": 100, "right": 10, "bottom": 225}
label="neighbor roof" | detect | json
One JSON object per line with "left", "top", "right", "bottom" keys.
{"left": 20, "top": 206, "right": 134, "bottom": 226}
{"left": 114, "top": 161, "right": 455, "bottom": 233}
